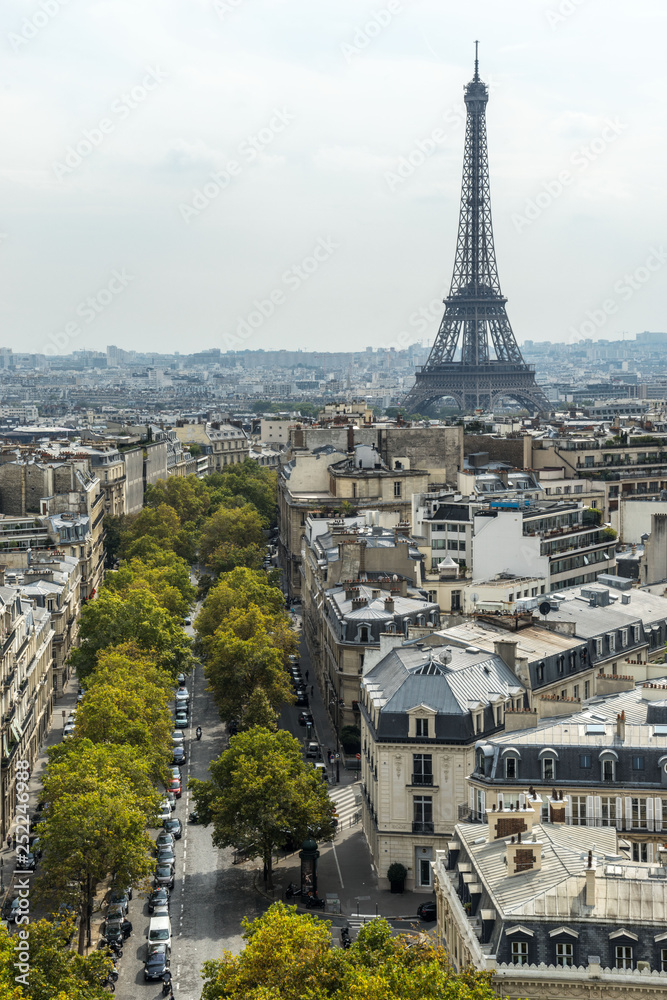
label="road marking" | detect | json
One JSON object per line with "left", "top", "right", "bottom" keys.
{"left": 331, "top": 840, "right": 344, "bottom": 889}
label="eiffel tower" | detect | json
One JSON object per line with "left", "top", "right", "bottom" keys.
{"left": 403, "top": 45, "right": 549, "bottom": 414}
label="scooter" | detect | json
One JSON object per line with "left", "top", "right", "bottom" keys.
{"left": 284, "top": 882, "right": 301, "bottom": 899}
{"left": 161, "top": 972, "right": 173, "bottom": 996}
{"left": 305, "top": 892, "right": 325, "bottom": 910}
{"left": 340, "top": 926, "right": 351, "bottom": 949}
{"left": 195, "top": 727, "right": 202, "bottom": 741}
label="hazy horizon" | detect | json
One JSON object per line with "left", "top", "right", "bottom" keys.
{"left": 2, "top": 1, "right": 665, "bottom": 357}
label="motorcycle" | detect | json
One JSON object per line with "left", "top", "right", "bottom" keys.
{"left": 162, "top": 972, "right": 173, "bottom": 997}
{"left": 196, "top": 727, "right": 202, "bottom": 741}
{"left": 284, "top": 881, "right": 301, "bottom": 899}
{"left": 305, "top": 892, "right": 325, "bottom": 910}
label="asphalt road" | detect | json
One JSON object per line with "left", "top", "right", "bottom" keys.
{"left": 114, "top": 651, "right": 270, "bottom": 999}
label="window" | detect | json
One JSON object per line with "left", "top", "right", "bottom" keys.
{"left": 601, "top": 797, "right": 616, "bottom": 827}
{"left": 634, "top": 625, "right": 641, "bottom": 643}
{"left": 536, "top": 663, "right": 544, "bottom": 684}
{"left": 601, "top": 757, "right": 615, "bottom": 782}
{"left": 415, "top": 718, "right": 429, "bottom": 738}
{"left": 608, "top": 633, "right": 616, "bottom": 652}
{"left": 615, "top": 945, "right": 633, "bottom": 970}
{"left": 511, "top": 941, "right": 529, "bottom": 966}
{"left": 556, "top": 942, "right": 573, "bottom": 967}
{"left": 584, "top": 681, "right": 590, "bottom": 699}
{"left": 412, "top": 754, "right": 433, "bottom": 786}
{"left": 393, "top": 481, "right": 402, "bottom": 498}
{"left": 661, "top": 948, "right": 667, "bottom": 973}
{"left": 475, "top": 713, "right": 483, "bottom": 734}
{"left": 496, "top": 705, "right": 503, "bottom": 726}
{"left": 573, "top": 685, "right": 579, "bottom": 700}
{"left": 595, "top": 638, "right": 603, "bottom": 656}
{"left": 632, "top": 756, "right": 645, "bottom": 770}
{"left": 558, "top": 656, "right": 564, "bottom": 675}
{"left": 631, "top": 798, "right": 648, "bottom": 829}
{"left": 579, "top": 754, "right": 592, "bottom": 769}
{"left": 621, "top": 628, "right": 628, "bottom": 647}
{"left": 571, "top": 796, "right": 587, "bottom": 825}
{"left": 359, "top": 626, "right": 369, "bottom": 643}
{"left": 542, "top": 757, "right": 555, "bottom": 781}
{"left": 505, "top": 756, "right": 517, "bottom": 779}
{"left": 451, "top": 590, "right": 461, "bottom": 612}
{"left": 413, "top": 796, "right": 433, "bottom": 832}
{"left": 632, "top": 842, "right": 648, "bottom": 862}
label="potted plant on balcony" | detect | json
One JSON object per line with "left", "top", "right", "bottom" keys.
{"left": 387, "top": 862, "right": 408, "bottom": 894}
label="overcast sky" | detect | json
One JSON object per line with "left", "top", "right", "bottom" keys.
{"left": 1, "top": 0, "right": 666, "bottom": 357}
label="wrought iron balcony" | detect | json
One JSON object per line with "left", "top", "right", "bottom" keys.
{"left": 412, "top": 821, "right": 434, "bottom": 834}
{"left": 411, "top": 773, "right": 433, "bottom": 786}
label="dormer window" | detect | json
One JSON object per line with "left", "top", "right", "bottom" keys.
{"left": 416, "top": 718, "right": 429, "bottom": 738}
{"left": 542, "top": 757, "right": 555, "bottom": 781}
{"left": 505, "top": 756, "right": 517, "bottom": 779}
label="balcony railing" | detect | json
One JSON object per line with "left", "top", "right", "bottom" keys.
{"left": 412, "top": 821, "right": 434, "bottom": 834}
{"left": 411, "top": 773, "right": 434, "bottom": 786}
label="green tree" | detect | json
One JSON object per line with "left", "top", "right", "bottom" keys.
{"left": 102, "top": 514, "right": 126, "bottom": 566}
{"left": 145, "top": 475, "right": 211, "bottom": 524}
{"left": 190, "top": 728, "right": 334, "bottom": 889}
{"left": 200, "top": 904, "right": 507, "bottom": 1000}
{"left": 205, "top": 462, "right": 277, "bottom": 527}
{"left": 203, "top": 619, "right": 293, "bottom": 723}
{"left": 195, "top": 567, "right": 285, "bottom": 641}
{"left": 200, "top": 503, "right": 266, "bottom": 571}
{"left": 103, "top": 550, "right": 196, "bottom": 618}
{"left": 70, "top": 589, "right": 191, "bottom": 681}
{"left": 0, "top": 918, "right": 114, "bottom": 999}
{"left": 242, "top": 687, "right": 278, "bottom": 730}
{"left": 36, "top": 741, "right": 158, "bottom": 953}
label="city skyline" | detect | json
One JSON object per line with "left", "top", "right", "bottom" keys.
{"left": 2, "top": 1, "right": 665, "bottom": 356}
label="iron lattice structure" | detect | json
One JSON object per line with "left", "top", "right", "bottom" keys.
{"left": 403, "top": 48, "right": 549, "bottom": 414}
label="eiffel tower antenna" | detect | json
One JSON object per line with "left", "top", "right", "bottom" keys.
{"left": 403, "top": 49, "right": 549, "bottom": 415}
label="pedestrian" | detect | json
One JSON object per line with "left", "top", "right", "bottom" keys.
{"left": 305, "top": 669, "right": 309, "bottom": 682}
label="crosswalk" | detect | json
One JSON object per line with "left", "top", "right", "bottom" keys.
{"left": 330, "top": 782, "right": 362, "bottom": 831}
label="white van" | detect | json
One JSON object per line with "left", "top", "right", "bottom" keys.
{"left": 147, "top": 914, "right": 172, "bottom": 952}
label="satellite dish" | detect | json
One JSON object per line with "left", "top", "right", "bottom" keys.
{"left": 539, "top": 601, "right": 551, "bottom": 617}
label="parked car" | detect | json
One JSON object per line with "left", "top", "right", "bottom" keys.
{"left": 166, "top": 791, "right": 177, "bottom": 810}
{"left": 157, "top": 801, "right": 172, "bottom": 822}
{"left": 417, "top": 901, "right": 437, "bottom": 921}
{"left": 175, "top": 688, "right": 189, "bottom": 706}
{"left": 144, "top": 942, "right": 170, "bottom": 981}
{"left": 174, "top": 712, "right": 188, "bottom": 729}
{"left": 172, "top": 730, "right": 185, "bottom": 745}
{"left": 16, "top": 852, "right": 36, "bottom": 870}
{"left": 147, "top": 887, "right": 170, "bottom": 914}
{"left": 173, "top": 746, "right": 186, "bottom": 766}
{"left": 108, "top": 885, "right": 132, "bottom": 909}
{"left": 156, "top": 832, "right": 175, "bottom": 851}
{"left": 313, "top": 762, "right": 328, "bottom": 782}
{"left": 183, "top": 618, "right": 192, "bottom": 626}
{"left": 298, "top": 712, "right": 314, "bottom": 727}
{"left": 5, "top": 898, "right": 20, "bottom": 923}
{"left": 106, "top": 903, "right": 126, "bottom": 922}
{"left": 176, "top": 672, "right": 186, "bottom": 686}
{"left": 154, "top": 864, "right": 175, "bottom": 890}
{"left": 169, "top": 766, "right": 181, "bottom": 780}
{"left": 156, "top": 846, "right": 176, "bottom": 867}
{"left": 295, "top": 689, "right": 309, "bottom": 707}
{"left": 168, "top": 778, "right": 182, "bottom": 799}
{"left": 305, "top": 741, "right": 319, "bottom": 759}
{"left": 102, "top": 917, "right": 132, "bottom": 946}
{"left": 163, "top": 817, "right": 182, "bottom": 840}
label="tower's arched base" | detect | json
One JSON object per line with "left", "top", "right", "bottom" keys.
{"left": 403, "top": 363, "right": 550, "bottom": 415}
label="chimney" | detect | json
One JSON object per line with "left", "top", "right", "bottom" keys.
{"left": 616, "top": 710, "right": 626, "bottom": 741}
{"left": 486, "top": 797, "right": 536, "bottom": 842}
{"left": 548, "top": 790, "right": 568, "bottom": 824}
{"left": 351, "top": 596, "right": 368, "bottom": 609}
{"left": 585, "top": 850, "right": 596, "bottom": 906}
{"left": 345, "top": 586, "right": 356, "bottom": 600}
{"left": 384, "top": 597, "right": 395, "bottom": 613}
{"left": 506, "top": 832, "right": 542, "bottom": 876}
{"left": 347, "top": 425, "right": 355, "bottom": 454}
{"left": 493, "top": 639, "right": 518, "bottom": 671}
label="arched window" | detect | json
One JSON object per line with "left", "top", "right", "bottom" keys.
{"left": 539, "top": 748, "right": 559, "bottom": 782}
{"left": 600, "top": 749, "right": 618, "bottom": 782}
{"left": 359, "top": 625, "right": 369, "bottom": 643}
{"left": 501, "top": 748, "right": 521, "bottom": 780}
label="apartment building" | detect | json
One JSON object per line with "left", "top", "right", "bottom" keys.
{"left": 359, "top": 637, "right": 525, "bottom": 892}
{"left": 433, "top": 815, "right": 667, "bottom": 999}
{"left": 0, "top": 585, "right": 53, "bottom": 841}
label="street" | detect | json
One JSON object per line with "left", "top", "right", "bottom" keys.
{"left": 113, "top": 654, "right": 271, "bottom": 999}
